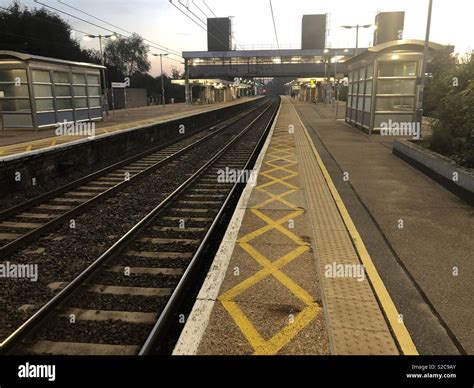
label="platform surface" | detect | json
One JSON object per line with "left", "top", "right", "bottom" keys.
{"left": 174, "top": 97, "right": 417, "bottom": 355}
{"left": 0, "top": 97, "right": 260, "bottom": 159}
{"left": 293, "top": 100, "right": 474, "bottom": 355}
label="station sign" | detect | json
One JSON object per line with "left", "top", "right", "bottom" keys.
{"left": 111, "top": 82, "right": 127, "bottom": 88}
{"left": 111, "top": 77, "right": 131, "bottom": 89}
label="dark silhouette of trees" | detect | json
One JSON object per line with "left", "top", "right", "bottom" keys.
{"left": 104, "top": 33, "right": 150, "bottom": 77}
{"left": 0, "top": 1, "right": 98, "bottom": 63}
{"left": 0, "top": 1, "right": 184, "bottom": 103}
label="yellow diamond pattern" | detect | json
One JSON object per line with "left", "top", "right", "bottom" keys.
{"left": 218, "top": 131, "right": 322, "bottom": 355}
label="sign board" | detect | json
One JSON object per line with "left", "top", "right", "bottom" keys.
{"left": 111, "top": 82, "right": 126, "bottom": 88}
{"left": 0, "top": 91, "right": 4, "bottom": 98}
{"left": 112, "top": 78, "right": 130, "bottom": 89}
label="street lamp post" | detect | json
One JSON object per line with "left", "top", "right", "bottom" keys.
{"left": 84, "top": 33, "right": 118, "bottom": 116}
{"left": 416, "top": 0, "right": 434, "bottom": 137}
{"left": 152, "top": 53, "right": 169, "bottom": 106}
{"left": 323, "top": 48, "right": 330, "bottom": 104}
{"left": 341, "top": 24, "right": 373, "bottom": 56}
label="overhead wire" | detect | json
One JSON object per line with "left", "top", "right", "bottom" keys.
{"left": 171, "top": 0, "right": 241, "bottom": 50}
{"left": 33, "top": 0, "right": 183, "bottom": 63}
{"left": 202, "top": 0, "right": 216, "bottom": 17}
{"left": 57, "top": 0, "right": 182, "bottom": 57}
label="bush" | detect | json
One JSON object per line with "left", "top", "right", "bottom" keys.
{"left": 427, "top": 54, "right": 474, "bottom": 168}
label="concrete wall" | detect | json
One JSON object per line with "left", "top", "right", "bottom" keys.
{"left": 109, "top": 88, "right": 148, "bottom": 109}
{"left": 393, "top": 140, "right": 474, "bottom": 204}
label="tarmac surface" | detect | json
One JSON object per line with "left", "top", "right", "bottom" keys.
{"left": 294, "top": 100, "right": 472, "bottom": 355}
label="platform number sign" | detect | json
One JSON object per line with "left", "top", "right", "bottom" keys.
{"left": 124, "top": 77, "right": 130, "bottom": 87}
{"left": 234, "top": 77, "right": 240, "bottom": 87}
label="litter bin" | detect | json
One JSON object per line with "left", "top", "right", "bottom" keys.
{"left": 170, "top": 98, "right": 175, "bottom": 104}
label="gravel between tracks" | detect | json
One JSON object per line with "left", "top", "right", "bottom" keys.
{"left": 23, "top": 104, "right": 277, "bottom": 352}
{"left": 0, "top": 105, "right": 269, "bottom": 340}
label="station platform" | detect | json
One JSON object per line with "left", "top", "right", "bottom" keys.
{"left": 0, "top": 97, "right": 260, "bottom": 159}
{"left": 173, "top": 96, "right": 418, "bottom": 355}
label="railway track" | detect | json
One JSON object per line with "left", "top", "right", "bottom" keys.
{"left": 0, "top": 100, "right": 266, "bottom": 259}
{"left": 0, "top": 98, "right": 279, "bottom": 355}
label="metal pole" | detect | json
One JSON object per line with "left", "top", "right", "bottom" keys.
{"left": 111, "top": 87, "right": 115, "bottom": 118}
{"left": 334, "top": 51, "right": 339, "bottom": 117}
{"left": 124, "top": 87, "right": 128, "bottom": 117}
{"left": 416, "top": 0, "right": 433, "bottom": 138}
{"left": 355, "top": 25, "right": 359, "bottom": 56}
{"left": 0, "top": 98, "right": 3, "bottom": 131}
{"left": 184, "top": 58, "right": 191, "bottom": 105}
{"left": 98, "top": 36, "right": 110, "bottom": 117}
{"left": 160, "top": 54, "right": 166, "bottom": 106}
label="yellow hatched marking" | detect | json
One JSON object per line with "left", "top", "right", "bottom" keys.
{"left": 251, "top": 209, "right": 308, "bottom": 246}
{"left": 217, "top": 134, "right": 322, "bottom": 355}
{"left": 254, "top": 304, "right": 320, "bottom": 355}
{"left": 238, "top": 209, "right": 303, "bottom": 243}
{"left": 253, "top": 188, "right": 299, "bottom": 210}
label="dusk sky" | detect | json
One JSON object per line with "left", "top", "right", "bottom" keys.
{"left": 7, "top": 0, "right": 474, "bottom": 76}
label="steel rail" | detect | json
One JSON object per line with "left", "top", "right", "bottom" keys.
{"left": 0, "top": 102, "right": 266, "bottom": 259}
{"left": 139, "top": 99, "right": 280, "bottom": 354}
{"left": 0, "top": 100, "right": 274, "bottom": 354}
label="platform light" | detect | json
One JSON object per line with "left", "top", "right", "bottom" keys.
{"left": 340, "top": 24, "right": 374, "bottom": 55}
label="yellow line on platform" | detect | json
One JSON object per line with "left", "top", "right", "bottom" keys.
{"left": 292, "top": 104, "right": 418, "bottom": 355}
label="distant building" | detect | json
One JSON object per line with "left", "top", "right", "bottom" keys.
{"left": 207, "top": 17, "right": 232, "bottom": 51}
{"left": 301, "top": 14, "right": 327, "bottom": 50}
{"left": 374, "top": 12, "right": 405, "bottom": 46}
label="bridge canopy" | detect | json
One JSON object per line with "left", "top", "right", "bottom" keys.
{"left": 183, "top": 48, "right": 365, "bottom": 78}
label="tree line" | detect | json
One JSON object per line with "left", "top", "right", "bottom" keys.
{"left": 0, "top": 1, "right": 185, "bottom": 102}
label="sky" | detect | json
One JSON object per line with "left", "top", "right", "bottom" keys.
{"left": 7, "top": 0, "right": 474, "bottom": 76}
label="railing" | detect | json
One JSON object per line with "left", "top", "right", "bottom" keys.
{"left": 236, "top": 43, "right": 300, "bottom": 50}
